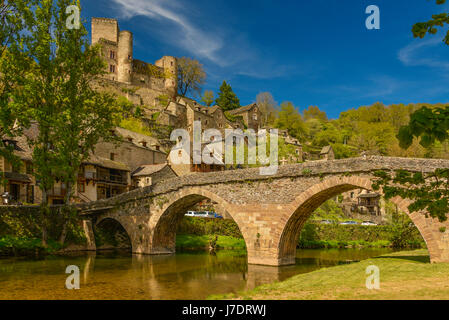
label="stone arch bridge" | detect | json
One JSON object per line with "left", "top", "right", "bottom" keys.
{"left": 79, "top": 156, "right": 449, "bottom": 266}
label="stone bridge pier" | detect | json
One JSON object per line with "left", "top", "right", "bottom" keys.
{"left": 80, "top": 157, "right": 449, "bottom": 266}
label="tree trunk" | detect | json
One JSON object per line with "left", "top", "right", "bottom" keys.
{"left": 40, "top": 189, "right": 49, "bottom": 248}
{"left": 59, "top": 181, "right": 73, "bottom": 246}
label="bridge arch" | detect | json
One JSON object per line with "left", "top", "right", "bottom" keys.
{"left": 277, "top": 176, "right": 441, "bottom": 265}
{"left": 94, "top": 216, "right": 133, "bottom": 250}
{"left": 150, "top": 187, "right": 248, "bottom": 254}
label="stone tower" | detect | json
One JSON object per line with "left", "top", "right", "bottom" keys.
{"left": 117, "top": 30, "right": 133, "bottom": 84}
{"left": 91, "top": 17, "right": 119, "bottom": 45}
{"left": 155, "top": 56, "right": 178, "bottom": 97}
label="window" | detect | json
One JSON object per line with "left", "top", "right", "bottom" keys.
{"left": 77, "top": 182, "right": 85, "bottom": 193}
{"left": 110, "top": 153, "right": 115, "bottom": 161}
{"left": 109, "top": 64, "right": 116, "bottom": 73}
{"left": 110, "top": 50, "right": 116, "bottom": 59}
{"left": 253, "top": 113, "right": 258, "bottom": 121}
{"left": 26, "top": 162, "right": 33, "bottom": 174}
{"left": 178, "top": 150, "right": 182, "bottom": 157}
{"left": 155, "top": 145, "right": 160, "bottom": 151}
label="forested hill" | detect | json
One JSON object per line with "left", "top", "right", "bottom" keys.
{"left": 275, "top": 102, "right": 449, "bottom": 160}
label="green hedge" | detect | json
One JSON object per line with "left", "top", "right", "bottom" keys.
{"left": 298, "top": 223, "right": 425, "bottom": 249}
{"left": 177, "top": 217, "right": 426, "bottom": 249}
{"left": 177, "top": 217, "right": 243, "bottom": 238}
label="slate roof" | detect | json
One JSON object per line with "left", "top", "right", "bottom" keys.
{"left": 320, "top": 145, "right": 333, "bottom": 154}
{"left": 228, "top": 103, "right": 257, "bottom": 115}
{"left": 132, "top": 163, "right": 170, "bottom": 177}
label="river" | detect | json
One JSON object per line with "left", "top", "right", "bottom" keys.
{"left": 0, "top": 248, "right": 396, "bottom": 299}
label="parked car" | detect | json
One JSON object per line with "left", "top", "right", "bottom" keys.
{"left": 184, "top": 211, "right": 223, "bottom": 219}
{"left": 320, "top": 220, "right": 333, "bottom": 224}
{"left": 185, "top": 211, "right": 196, "bottom": 217}
{"left": 361, "top": 221, "right": 377, "bottom": 226}
{"left": 340, "top": 221, "right": 358, "bottom": 225}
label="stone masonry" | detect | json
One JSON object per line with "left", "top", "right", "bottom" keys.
{"left": 79, "top": 156, "right": 449, "bottom": 266}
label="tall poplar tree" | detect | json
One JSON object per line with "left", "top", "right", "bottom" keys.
{"left": 5, "top": 0, "right": 126, "bottom": 245}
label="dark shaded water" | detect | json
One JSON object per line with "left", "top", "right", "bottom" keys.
{"left": 0, "top": 248, "right": 395, "bottom": 300}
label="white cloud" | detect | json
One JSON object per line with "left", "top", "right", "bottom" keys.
{"left": 110, "top": 0, "right": 224, "bottom": 65}
{"left": 398, "top": 37, "right": 449, "bottom": 69}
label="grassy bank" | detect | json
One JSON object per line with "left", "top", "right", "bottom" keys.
{"left": 176, "top": 234, "right": 246, "bottom": 250}
{"left": 177, "top": 217, "right": 425, "bottom": 249}
{"left": 0, "top": 236, "right": 63, "bottom": 256}
{"left": 210, "top": 249, "right": 449, "bottom": 300}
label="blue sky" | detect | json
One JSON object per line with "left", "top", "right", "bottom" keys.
{"left": 81, "top": 0, "right": 449, "bottom": 119}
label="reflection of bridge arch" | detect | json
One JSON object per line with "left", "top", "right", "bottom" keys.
{"left": 278, "top": 176, "right": 440, "bottom": 265}
{"left": 150, "top": 187, "right": 248, "bottom": 254}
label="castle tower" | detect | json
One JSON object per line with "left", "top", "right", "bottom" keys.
{"left": 117, "top": 30, "right": 133, "bottom": 84}
{"left": 155, "top": 56, "right": 178, "bottom": 97}
{"left": 91, "top": 17, "right": 119, "bottom": 45}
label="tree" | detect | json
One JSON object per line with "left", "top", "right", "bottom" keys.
{"left": 303, "top": 105, "right": 328, "bottom": 122}
{"left": 5, "top": 0, "right": 126, "bottom": 246}
{"left": 412, "top": 0, "right": 449, "bottom": 44}
{"left": 397, "top": 106, "right": 449, "bottom": 149}
{"left": 256, "top": 92, "right": 277, "bottom": 126}
{"left": 275, "top": 102, "right": 308, "bottom": 141}
{"left": 201, "top": 90, "right": 214, "bottom": 106}
{"left": 177, "top": 57, "right": 206, "bottom": 99}
{"left": 215, "top": 80, "right": 240, "bottom": 111}
{"left": 0, "top": 1, "right": 30, "bottom": 181}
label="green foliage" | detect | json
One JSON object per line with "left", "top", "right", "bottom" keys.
{"left": 303, "top": 105, "right": 328, "bottom": 122}
{"left": 177, "top": 57, "right": 206, "bottom": 98}
{"left": 177, "top": 217, "right": 243, "bottom": 238}
{"left": 298, "top": 222, "right": 424, "bottom": 249}
{"left": 397, "top": 106, "right": 449, "bottom": 149}
{"left": 120, "top": 117, "right": 153, "bottom": 136}
{"left": 175, "top": 234, "right": 246, "bottom": 250}
{"left": 157, "top": 94, "right": 170, "bottom": 108}
{"left": 215, "top": 81, "right": 241, "bottom": 111}
{"left": 373, "top": 169, "right": 449, "bottom": 222}
{"left": 275, "top": 102, "right": 308, "bottom": 141}
{"left": 412, "top": 0, "right": 449, "bottom": 44}
{"left": 201, "top": 90, "right": 214, "bottom": 106}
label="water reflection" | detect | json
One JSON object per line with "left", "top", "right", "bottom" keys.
{"left": 0, "top": 248, "right": 395, "bottom": 300}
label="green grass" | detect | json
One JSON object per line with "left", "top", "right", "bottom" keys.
{"left": 0, "top": 236, "right": 62, "bottom": 256}
{"left": 209, "top": 249, "right": 449, "bottom": 300}
{"left": 176, "top": 234, "right": 246, "bottom": 250}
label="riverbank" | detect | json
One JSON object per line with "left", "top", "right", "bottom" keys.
{"left": 209, "top": 249, "right": 449, "bottom": 300}
{"left": 176, "top": 234, "right": 246, "bottom": 250}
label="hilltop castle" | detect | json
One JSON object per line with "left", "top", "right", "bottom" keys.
{"left": 91, "top": 17, "right": 178, "bottom": 103}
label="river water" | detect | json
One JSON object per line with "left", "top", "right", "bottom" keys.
{"left": 0, "top": 248, "right": 395, "bottom": 300}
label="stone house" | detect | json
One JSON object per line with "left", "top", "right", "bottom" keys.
{"left": 0, "top": 134, "right": 40, "bottom": 204}
{"left": 75, "top": 155, "right": 131, "bottom": 203}
{"left": 320, "top": 145, "right": 335, "bottom": 160}
{"left": 93, "top": 127, "right": 167, "bottom": 173}
{"left": 278, "top": 129, "right": 303, "bottom": 163}
{"left": 131, "top": 163, "right": 177, "bottom": 188}
{"left": 228, "top": 103, "right": 262, "bottom": 131}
